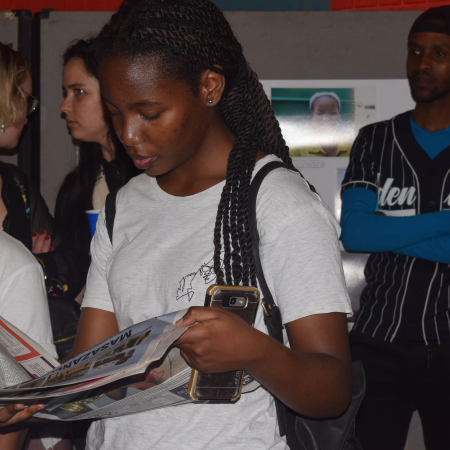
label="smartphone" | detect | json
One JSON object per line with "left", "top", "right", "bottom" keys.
{"left": 187, "top": 285, "right": 260, "bottom": 402}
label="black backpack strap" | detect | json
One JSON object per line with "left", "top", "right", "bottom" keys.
{"left": 105, "top": 189, "right": 119, "bottom": 245}
{"left": 249, "top": 161, "right": 310, "bottom": 326}
{"left": 249, "top": 162, "right": 364, "bottom": 448}
{"left": 249, "top": 160, "right": 303, "bottom": 437}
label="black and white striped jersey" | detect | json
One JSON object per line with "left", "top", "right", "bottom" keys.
{"left": 342, "top": 111, "right": 450, "bottom": 346}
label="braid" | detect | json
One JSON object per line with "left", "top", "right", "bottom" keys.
{"left": 96, "top": 0, "right": 292, "bottom": 288}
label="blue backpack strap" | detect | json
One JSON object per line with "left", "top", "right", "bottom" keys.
{"left": 104, "top": 189, "right": 119, "bottom": 245}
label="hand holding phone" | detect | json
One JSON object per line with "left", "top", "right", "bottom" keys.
{"left": 187, "top": 285, "right": 260, "bottom": 402}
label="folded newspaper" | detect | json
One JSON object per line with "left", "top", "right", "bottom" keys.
{"left": 0, "top": 310, "right": 259, "bottom": 421}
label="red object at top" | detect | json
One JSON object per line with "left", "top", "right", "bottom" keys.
{"left": 1, "top": 0, "right": 123, "bottom": 14}
{"left": 330, "top": 0, "right": 450, "bottom": 10}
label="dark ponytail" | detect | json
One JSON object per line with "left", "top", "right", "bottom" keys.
{"left": 58, "top": 38, "right": 137, "bottom": 250}
{"left": 95, "top": 0, "right": 292, "bottom": 286}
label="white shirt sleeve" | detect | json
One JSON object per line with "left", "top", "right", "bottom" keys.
{"left": 82, "top": 206, "right": 115, "bottom": 313}
{"left": 257, "top": 168, "right": 352, "bottom": 324}
{"left": 0, "top": 262, "right": 58, "bottom": 359}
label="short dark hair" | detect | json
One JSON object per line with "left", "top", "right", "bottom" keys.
{"left": 409, "top": 6, "right": 450, "bottom": 38}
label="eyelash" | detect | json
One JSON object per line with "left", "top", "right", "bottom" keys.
{"left": 141, "top": 113, "right": 161, "bottom": 121}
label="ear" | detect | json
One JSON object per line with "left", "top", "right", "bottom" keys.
{"left": 198, "top": 67, "right": 226, "bottom": 107}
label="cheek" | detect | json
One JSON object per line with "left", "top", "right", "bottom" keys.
{"left": 82, "top": 106, "right": 107, "bottom": 131}
{"left": 0, "top": 126, "right": 22, "bottom": 149}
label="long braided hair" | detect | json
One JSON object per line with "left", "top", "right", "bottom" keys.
{"left": 95, "top": 0, "right": 293, "bottom": 287}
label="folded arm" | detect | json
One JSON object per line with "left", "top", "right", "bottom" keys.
{"left": 341, "top": 187, "right": 450, "bottom": 253}
{"left": 393, "top": 235, "right": 450, "bottom": 264}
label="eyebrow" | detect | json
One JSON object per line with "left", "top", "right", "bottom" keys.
{"left": 101, "top": 96, "right": 161, "bottom": 110}
{"left": 63, "top": 83, "right": 86, "bottom": 89}
{"left": 126, "top": 100, "right": 161, "bottom": 109}
{"left": 408, "top": 40, "right": 450, "bottom": 50}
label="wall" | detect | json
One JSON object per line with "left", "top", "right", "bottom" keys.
{"left": 331, "top": 0, "right": 448, "bottom": 10}
{"left": 0, "top": 0, "right": 332, "bottom": 14}
{"left": 38, "top": 10, "right": 421, "bottom": 212}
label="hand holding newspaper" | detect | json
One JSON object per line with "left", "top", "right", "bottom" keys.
{"left": 0, "top": 310, "right": 194, "bottom": 420}
{"left": 0, "top": 308, "right": 260, "bottom": 421}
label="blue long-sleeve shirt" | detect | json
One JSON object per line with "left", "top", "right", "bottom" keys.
{"left": 341, "top": 187, "right": 450, "bottom": 264}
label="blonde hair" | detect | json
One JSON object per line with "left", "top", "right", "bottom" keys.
{"left": 0, "top": 43, "right": 28, "bottom": 128}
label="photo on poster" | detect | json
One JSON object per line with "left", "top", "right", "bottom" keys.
{"left": 271, "top": 87, "right": 376, "bottom": 158}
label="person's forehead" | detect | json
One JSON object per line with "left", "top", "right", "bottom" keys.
{"left": 99, "top": 55, "right": 161, "bottom": 85}
{"left": 313, "top": 96, "right": 339, "bottom": 109}
{"left": 63, "top": 58, "right": 98, "bottom": 86}
{"left": 408, "top": 31, "right": 450, "bottom": 48}
{"left": 99, "top": 55, "right": 193, "bottom": 107}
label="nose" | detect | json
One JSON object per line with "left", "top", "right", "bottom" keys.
{"left": 60, "top": 96, "right": 70, "bottom": 113}
{"left": 417, "top": 52, "right": 432, "bottom": 71}
{"left": 119, "top": 117, "right": 144, "bottom": 147}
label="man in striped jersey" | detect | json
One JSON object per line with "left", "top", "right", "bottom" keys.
{"left": 341, "top": 6, "right": 450, "bottom": 450}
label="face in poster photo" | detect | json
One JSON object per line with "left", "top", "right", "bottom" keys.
{"left": 271, "top": 87, "right": 375, "bottom": 158}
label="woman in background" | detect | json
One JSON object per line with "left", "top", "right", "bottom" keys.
{"left": 0, "top": 42, "right": 89, "bottom": 313}
{"left": 56, "top": 39, "right": 140, "bottom": 258}
{"left": 0, "top": 43, "right": 71, "bottom": 450}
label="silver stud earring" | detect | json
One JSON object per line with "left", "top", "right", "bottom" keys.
{"left": 208, "top": 99, "right": 214, "bottom": 105}
{"left": 0, "top": 124, "right": 4, "bottom": 133}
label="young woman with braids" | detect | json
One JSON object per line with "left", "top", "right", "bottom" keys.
{"left": 0, "top": 1, "right": 353, "bottom": 447}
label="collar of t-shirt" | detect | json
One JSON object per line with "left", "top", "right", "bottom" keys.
{"left": 410, "top": 117, "right": 450, "bottom": 159}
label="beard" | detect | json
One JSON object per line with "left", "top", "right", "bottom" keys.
{"left": 408, "top": 71, "right": 450, "bottom": 103}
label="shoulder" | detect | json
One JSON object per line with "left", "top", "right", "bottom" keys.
{"left": 356, "top": 111, "right": 411, "bottom": 140}
{"left": 254, "top": 156, "right": 322, "bottom": 212}
{"left": 0, "top": 161, "right": 30, "bottom": 185}
{"left": 0, "top": 231, "right": 39, "bottom": 275}
{"left": 356, "top": 119, "right": 391, "bottom": 139}
{"left": 115, "top": 172, "right": 152, "bottom": 203}
{"left": 254, "top": 156, "right": 339, "bottom": 236}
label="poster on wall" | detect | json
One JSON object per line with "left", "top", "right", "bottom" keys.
{"left": 261, "top": 80, "right": 415, "bottom": 311}
{"left": 260, "top": 79, "right": 415, "bottom": 221}
{"left": 271, "top": 87, "right": 376, "bottom": 158}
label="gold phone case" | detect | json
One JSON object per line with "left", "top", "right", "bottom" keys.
{"left": 187, "top": 285, "right": 260, "bottom": 402}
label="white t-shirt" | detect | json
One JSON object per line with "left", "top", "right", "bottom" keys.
{"left": 83, "top": 155, "right": 352, "bottom": 450}
{"left": 0, "top": 231, "right": 57, "bottom": 359}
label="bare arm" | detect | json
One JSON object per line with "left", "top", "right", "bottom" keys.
{"left": 0, "top": 425, "right": 27, "bottom": 450}
{"left": 61, "top": 307, "right": 119, "bottom": 363}
{"left": 176, "top": 307, "right": 352, "bottom": 418}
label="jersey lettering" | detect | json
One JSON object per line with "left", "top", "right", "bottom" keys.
{"left": 444, "top": 194, "right": 450, "bottom": 207}
{"left": 377, "top": 174, "right": 416, "bottom": 207}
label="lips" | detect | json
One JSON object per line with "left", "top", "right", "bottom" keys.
{"left": 66, "top": 120, "right": 77, "bottom": 128}
{"left": 411, "top": 72, "right": 435, "bottom": 87}
{"left": 131, "top": 156, "right": 157, "bottom": 170}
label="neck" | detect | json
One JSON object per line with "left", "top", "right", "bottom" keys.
{"left": 157, "top": 117, "right": 236, "bottom": 197}
{"left": 99, "top": 136, "right": 116, "bottom": 162}
{"left": 411, "top": 97, "right": 450, "bottom": 131}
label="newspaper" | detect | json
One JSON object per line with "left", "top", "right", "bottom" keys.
{"left": 0, "top": 317, "right": 59, "bottom": 388}
{"left": 0, "top": 309, "right": 261, "bottom": 421}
